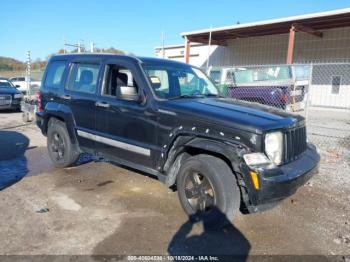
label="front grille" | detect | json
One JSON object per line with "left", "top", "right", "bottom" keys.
{"left": 0, "top": 95, "right": 12, "bottom": 106}
{"left": 284, "top": 125, "right": 307, "bottom": 163}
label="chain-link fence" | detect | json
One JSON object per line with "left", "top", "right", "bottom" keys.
{"left": 207, "top": 63, "right": 350, "bottom": 163}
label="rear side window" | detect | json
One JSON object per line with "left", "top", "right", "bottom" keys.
{"left": 44, "top": 61, "right": 66, "bottom": 89}
{"left": 67, "top": 63, "right": 100, "bottom": 94}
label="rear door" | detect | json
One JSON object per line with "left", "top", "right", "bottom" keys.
{"left": 64, "top": 60, "right": 102, "bottom": 148}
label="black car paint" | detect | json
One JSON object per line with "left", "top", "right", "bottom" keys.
{"left": 36, "top": 54, "right": 320, "bottom": 212}
{"left": 0, "top": 78, "right": 22, "bottom": 111}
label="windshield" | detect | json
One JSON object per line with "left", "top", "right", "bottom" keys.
{"left": 0, "top": 79, "right": 14, "bottom": 88}
{"left": 209, "top": 70, "right": 222, "bottom": 84}
{"left": 143, "top": 64, "right": 218, "bottom": 99}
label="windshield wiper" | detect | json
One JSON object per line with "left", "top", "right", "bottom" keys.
{"left": 168, "top": 94, "right": 205, "bottom": 100}
{"left": 168, "top": 93, "right": 224, "bottom": 100}
{"left": 202, "top": 93, "right": 225, "bottom": 98}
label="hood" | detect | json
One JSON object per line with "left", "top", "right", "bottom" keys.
{"left": 0, "top": 87, "right": 21, "bottom": 95}
{"left": 162, "top": 98, "right": 304, "bottom": 134}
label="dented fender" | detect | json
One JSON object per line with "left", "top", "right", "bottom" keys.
{"left": 160, "top": 133, "right": 251, "bottom": 187}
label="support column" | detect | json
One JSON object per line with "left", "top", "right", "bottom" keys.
{"left": 286, "top": 25, "right": 296, "bottom": 64}
{"left": 184, "top": 37, "right": 190, "bottom": 64}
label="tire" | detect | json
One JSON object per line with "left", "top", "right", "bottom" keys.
{"left": 47, "top": 118, "right": 80, "bottom": 168}
{"left": 176, "top": 154, "right": 241, "bottom": 228}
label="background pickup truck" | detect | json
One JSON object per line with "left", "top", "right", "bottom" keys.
{"left": 208, "top": 65, "right": 309, "bottom": 111}
{"left": 9, "top": 76, "right": 41, "bottom": 95}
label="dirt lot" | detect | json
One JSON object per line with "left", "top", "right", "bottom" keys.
{"left": 0, "top": 110, "right": 349, "bottom": 260}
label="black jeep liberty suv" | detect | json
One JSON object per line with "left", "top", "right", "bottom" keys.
{"left": 36, "top": 54, "right": 320, "bottom": 225}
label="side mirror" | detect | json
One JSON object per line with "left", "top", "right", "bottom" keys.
{"left": 118, "top": 86, "right": 141, "bottom": 102}
{"left": 15, "top": 85, "right": 21, "bottom": 88}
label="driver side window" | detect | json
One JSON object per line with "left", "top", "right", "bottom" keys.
{"left": 102, "top": 64, "right": 139, "bottom": 98}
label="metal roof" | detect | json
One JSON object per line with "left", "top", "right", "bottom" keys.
{"left": 181, "top": 8, "right": 350, "bottom": 45}
{"left": 154, "top": 42, "right": 203, "bottom": 50}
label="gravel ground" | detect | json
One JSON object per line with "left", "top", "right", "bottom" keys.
{"left": 0, "top": 110, "right": 349, "bottom": 260}
{"left": 307, "top": 108, "right": 350, "bottom": 189}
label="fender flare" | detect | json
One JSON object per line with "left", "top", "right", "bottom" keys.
{"left": 42, "top": 102, "right": 78, "bottom": 144}
{"left": 163, "top": 135, "right": 250, "bottom": 187}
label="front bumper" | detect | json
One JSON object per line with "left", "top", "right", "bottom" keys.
{"left": 0, "top": 98, "right": 21, "bottom": 110}
{"left": 245, "top": 144, "right": 320, "bottom": 212}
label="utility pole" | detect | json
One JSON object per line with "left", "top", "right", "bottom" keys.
{"left": 206, "top": 26, "right": 213, "bottom": 70}
{"left": 63, "top": 37, "right": 67, "bottom": 54}
{"left": 26, "top": 51, "right": 31, "bottom": 96}
{"left": 64, "top": 42, "right": 84, "bottom": 53}
{"left": 77, "top": 41, "right": 81, "bottom": 53}
{"left": 90, "top": 41, "right": 95, "bottom": 53}
{"left": 161, "top": 31, "right": 165, "bottom": 58}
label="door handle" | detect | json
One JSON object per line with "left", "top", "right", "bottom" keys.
{"left": 95, "top": 101, "right": 110, "bottom": 108}
{"left": 60, "top": 95, "right": 71, "bottom": 100}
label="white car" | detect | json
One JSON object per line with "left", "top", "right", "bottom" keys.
{"left": 9, "top": 76, "right": 41, "bottom": 94}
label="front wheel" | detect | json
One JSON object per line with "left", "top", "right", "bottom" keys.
{"left": 47, "top": 118, "right": 80, "bottom": 168}
{"left": 176, "top": 154, "right": 241, "bottom": 228}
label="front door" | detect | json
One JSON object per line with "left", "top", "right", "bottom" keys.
{"left": 94, "top": 60, "right": 158, "bottom": 168}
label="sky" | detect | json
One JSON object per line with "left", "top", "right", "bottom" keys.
{"left": 1, "top": 0, "right": 350, "bottom": 61}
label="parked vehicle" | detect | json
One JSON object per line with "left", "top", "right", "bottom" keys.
{"left": 208, "top": 65, "right": 309, "bottom": 111}
{"left": 36, "top": 54, "right": 320, "bottom": 226}
{"left": 0, "top": 77, "right": 23, "bottom": 111}
{"left": 9, "top": 76, "right": 41, "bottom": 94}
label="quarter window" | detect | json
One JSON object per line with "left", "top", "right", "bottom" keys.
{"left": 44, "top": 61, "right": 66, "bottom": 89}
{"left": 331, "top": 75, "right": 341, "bottom": 95}
{"left": 67, "top": 63, "right": 100, "bottom": 94}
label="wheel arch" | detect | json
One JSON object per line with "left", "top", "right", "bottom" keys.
{"left": 163, "top": 136, "right": 249, "bottom": 188}
{"left": 42, "top": 102, "right": 78, "bottom": 144}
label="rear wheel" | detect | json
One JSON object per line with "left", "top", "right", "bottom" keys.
{"left": 177, "top": 154, "right": 241, "bottom": 228}
{"left": 47, "top": 118, "right": 79, "bottom": 168}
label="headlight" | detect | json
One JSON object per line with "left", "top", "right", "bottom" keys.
{"left": 14, "top": 94, "right": 23, "bottom": 99}
{"left": 265, "top": 131, "right": 283, "bottom": 165}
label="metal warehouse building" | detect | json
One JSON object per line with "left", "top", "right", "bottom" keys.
{"left": 181, "top": 8, "right": 350, "bottom": 65}
{"left": 156, "top": 8, "right": 350, "bottom": 109}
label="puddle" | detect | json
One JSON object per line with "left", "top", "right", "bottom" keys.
{"left": 25, "top": 147, "right": 55, "bottom": 176}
